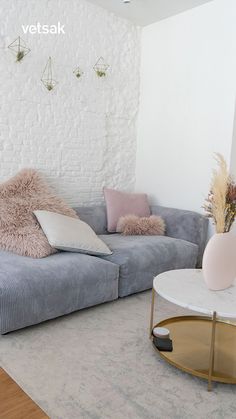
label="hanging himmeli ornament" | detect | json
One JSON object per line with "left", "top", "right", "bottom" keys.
{"left": 73, "top": 66, "right": 84, "bottom": 79}
{"left": 8, "top": 36, "right": 30, "bottom": 62}
{"left": 41, "top": 57, "right": 58, "bottom": 91}
{"left": 93, "top": 57, "right": 109, "bottom": 77}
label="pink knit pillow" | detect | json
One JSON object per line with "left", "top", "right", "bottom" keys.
{"left": 116, "top": 215, "right": 165, "bottom": 236}
{"left": 103, "top": 188, "right": 150, "bottom": 232}
{"left": 0, "top": 169, "right": 78, "bottom": 258}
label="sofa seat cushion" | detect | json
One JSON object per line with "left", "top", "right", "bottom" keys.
{"left": 99, "top": 234, "right": 198, "bottom": 297}
{"left": 0, "top": 251, "right": 118, "bottom": 334}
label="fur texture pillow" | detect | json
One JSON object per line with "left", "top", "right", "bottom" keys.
{"left": 0, "top": 169, "right": 78, "bottom": 258}
{"left": 116, "top": 214, "right": 165, "bottom": 236}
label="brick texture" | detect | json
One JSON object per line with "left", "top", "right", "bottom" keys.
{"left": 0, "top": 0, "right": 140, "bottom": 205}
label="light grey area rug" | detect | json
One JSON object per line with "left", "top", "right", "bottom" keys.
{"left": 0, "top": 291, "right": 235, "bottom": 419}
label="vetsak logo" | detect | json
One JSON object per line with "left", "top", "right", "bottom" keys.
{"left": 22, "top": 22, "right": 65, "bottom": 34}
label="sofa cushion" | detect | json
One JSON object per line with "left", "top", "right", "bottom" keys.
{"left": 0, "top": 169, "right": 78, "bottom": 258}
{"left": 117, "top": 214, "right": 165, "bottom": 236}
{"left": 99, "top": 234, "right": 198, "bottom": 297}
{"left": 34, "top": 210, "right": 112, "bottom": 256}
{"left": 103, "top": 188, "right": 150, "bottom": 232}
{"left": 0, "top": 251, "right": 118, "bottom": 334}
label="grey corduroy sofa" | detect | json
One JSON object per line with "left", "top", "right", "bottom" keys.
{"left": 0, "top": 205, "right": 208, "bottom": 334}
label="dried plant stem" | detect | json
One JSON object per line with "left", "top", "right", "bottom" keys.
{"left": 211, "top": 153, "right": 229, "bottom": 233}
{"left": 204, "top": 154, "right": 236, "bottom": 233}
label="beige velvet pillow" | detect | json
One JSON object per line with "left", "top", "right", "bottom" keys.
{"left": 34, "top": 210, "right": 112, "bottom": 256}
{"left": 103, "top": 187, "right": 150, "bottom": 232}
{"left": 0, "top": 169, "right": 78, "bottom": 258}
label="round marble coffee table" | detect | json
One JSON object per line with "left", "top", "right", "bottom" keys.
{"left": 150, "top": 269, "right": 236, "bottom": 390}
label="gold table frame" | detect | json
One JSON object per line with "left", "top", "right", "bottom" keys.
{"left": 150, "top": 288, "right": 236, "bottom": 391}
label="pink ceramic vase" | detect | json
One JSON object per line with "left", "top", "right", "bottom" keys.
{"left": 202, "top": 232, "right": 236, "bottom": 290}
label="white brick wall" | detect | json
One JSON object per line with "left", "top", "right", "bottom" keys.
{"left": 0, "top": 0, "right": 140, "bottom": 205}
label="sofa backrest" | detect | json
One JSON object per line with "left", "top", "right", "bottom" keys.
{"left": 74, "top": 205, "right": 107, "bottom": 234}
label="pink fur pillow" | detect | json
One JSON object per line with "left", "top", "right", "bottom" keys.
{"left": 0, "top": 169, "right": 78, "bottom": 258}
{"left": 116, "top": 214, "right": 165, "bottom": 236}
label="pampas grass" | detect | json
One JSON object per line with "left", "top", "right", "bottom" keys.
{"left": 204, "top": 153, "right": 236, "bottom": 233}
{"left": 211, "top": 153, "right": 229, "bottom": 233}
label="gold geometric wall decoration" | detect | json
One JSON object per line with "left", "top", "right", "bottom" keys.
{"left": 41, "top": 57, "right": 58, "bottom": 91}
{"left": 73, "top": 66, "right": 84, "bottom": 79}
{"left": 8, "top": 36, "right": 30, "bottom": 62}
{"left": 93, "top": 57, "right": 109, "bottom": 77}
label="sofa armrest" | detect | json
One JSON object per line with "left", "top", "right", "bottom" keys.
{"left": 151, "top": 205, "right": 209, "bottom": 267}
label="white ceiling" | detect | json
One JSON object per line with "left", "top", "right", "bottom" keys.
{"left": 87, "top": 0, "right": 213, "bottom": 26}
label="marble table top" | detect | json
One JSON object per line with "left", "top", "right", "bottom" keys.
{"left": 154, "top": 269, "right": 236, "bottom": 319}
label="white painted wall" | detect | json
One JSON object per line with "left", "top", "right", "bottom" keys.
{"left": 136, "top": 0, "right": 236, "bottom": 214}
{"left": 230, "top": 101, "right": 236, "bottom": 178}
{"left": 0, "top": 0, "right": 140, "bottom": 205}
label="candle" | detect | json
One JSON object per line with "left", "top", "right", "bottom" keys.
{"left": 153, "top": 327, "right": 170, "bottom": 339}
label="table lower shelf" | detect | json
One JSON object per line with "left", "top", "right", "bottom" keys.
{"left": 152, "top": 316, "right": 236, "bottom": 384}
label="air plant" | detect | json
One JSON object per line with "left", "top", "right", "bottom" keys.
{"left": 16, "top": 50, "right": 25, "bottom": 62}
{"left": 203, "top": 153, "right": 236, "bottom": 233}
{"left": 45, "top": 83, "right": 53, "bottom": 91}
{"left": 96, "top": 70, "right": 106, "bottom": 77}
{"left": 73, "top": 67, "right": 83, "bottom": 79}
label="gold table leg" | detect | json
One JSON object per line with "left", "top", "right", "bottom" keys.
{"left": 149, "top": 288, "right": 156, "bottom": 338}
{"left": 208, "top": 311, "right": 217, "bottom": 391}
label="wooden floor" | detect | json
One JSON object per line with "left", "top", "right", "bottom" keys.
{"left": 0, "top": 367, "right": 49, "bottom": 419}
